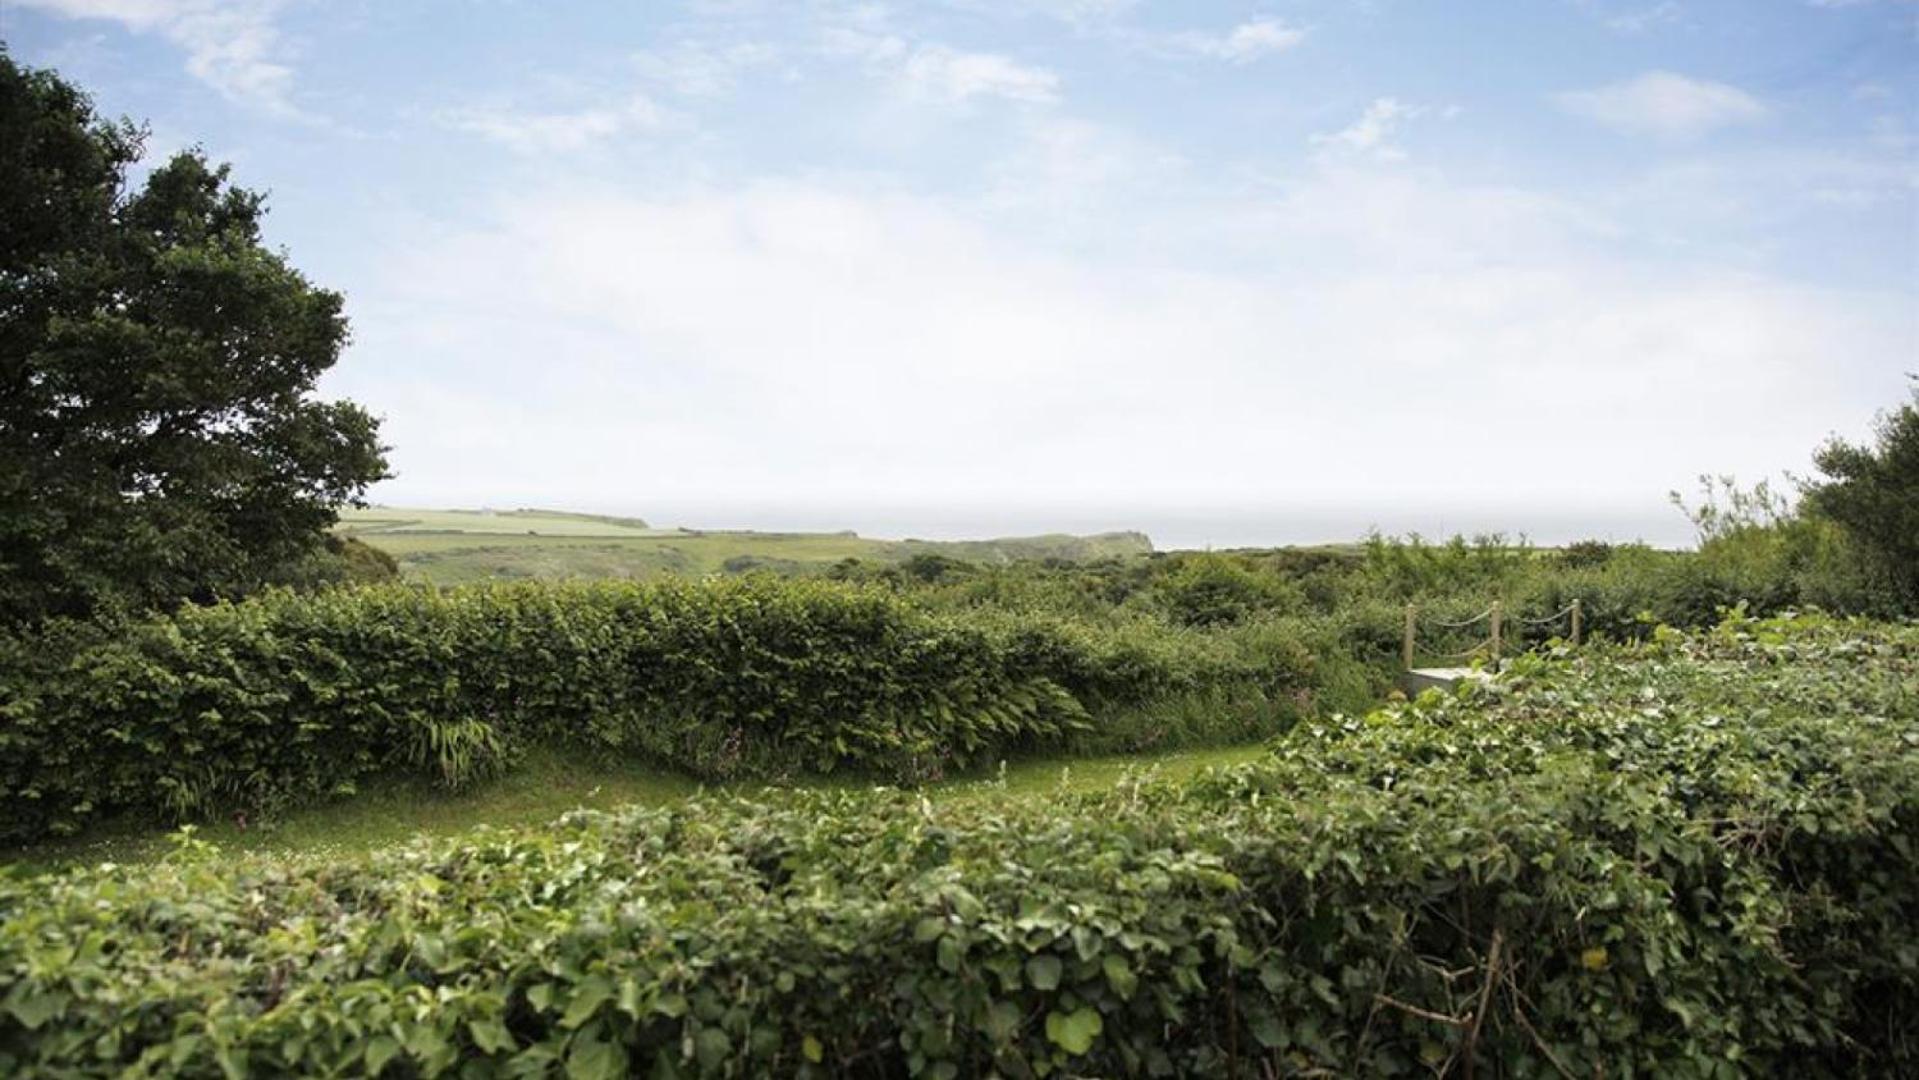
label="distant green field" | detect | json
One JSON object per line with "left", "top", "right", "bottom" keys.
{"left": 339, "top": 506, "right": 667, "bottom": 538}
{"left": 337, "top": 506, "right": 1153, "bottom": 583}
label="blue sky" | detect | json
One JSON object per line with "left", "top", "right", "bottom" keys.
{"left": 5, "top": 0, "right": 1915, "bottom": 546}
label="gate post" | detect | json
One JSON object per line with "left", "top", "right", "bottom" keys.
{"left": 1570, "top": 599, "right": 1582, "bottom": 646}
{"left": 1402, "top": 604, "right": 1416, "bottom": 670}
{"left": 1489, "top": 601, "right": 1503, "bottom": 664}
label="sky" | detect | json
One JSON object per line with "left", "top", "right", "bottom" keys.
{"left": 3, "top": 0, "right": 1915, "bottom": 548}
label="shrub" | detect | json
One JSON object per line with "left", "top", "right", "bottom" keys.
{"left": 0, "top": 614, "right": 1910, "bottom": 1076}
{"left": 1148, "top": 553, "right": 1302, "bottom": 628}
{"left": 0, "top": 577, "right": 1327, "bottom": 844}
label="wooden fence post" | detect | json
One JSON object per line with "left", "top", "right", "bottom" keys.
{"left": 1489, "top": 601, "right": 1503, "bottom": 665}
{"left": 1570, "top": 599, "right": 1582, "bottom": 647}
{"left": 1403, "top": 604, "right": 1416, "bottom": 670}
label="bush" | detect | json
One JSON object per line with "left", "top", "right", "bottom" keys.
{"left": 0, "top": 614, "right": 1911, "bottom": 1076}
{"left": 1147, "top": 553, "right": 1303, "bottom": 628}
{"left": 0, "top": 577, "right": 1328, "bottom": 844}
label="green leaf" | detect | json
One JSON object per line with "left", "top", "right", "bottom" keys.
{"left": 1248, "top": 1012, "right": 1285, "bottom": 1050}
{"left": 1045, "top": 1007, "right": 1103, "bottom": 1055}
{"left": 363, "top": 1035, "right": 401, "bottom": 1076}
{"left": 802, "top": 1035, "right": 824, "bottom": 1064}
{"left": 694, "top": 1028, "right": 731, "bottom": 1069}
{"left": 981, "top": 1001, "right": 1023, "bottom": 1043}
{"left": 563, "top": 976, "right": 615, "bottom": 1029}
{"left": 469, "top": 1019, "right": 516, "bottom": 1055}
{"left": 565, "top": 1027, "right": 624, "bottom": 1080}
{"left": 937, "top": 934, "right": 964, "bottom": 973}
{"left": 1026, "top": 954, "right": 1063, "bottom": 991}
{"left": 4, "top": 990, "right": 66, "bottom": 1030}
{"left": 653, "top": 992, "right": 688, "bottom": 1018}
{"left": 1102, "top": 954, "right": 1137, "bottom": 1000}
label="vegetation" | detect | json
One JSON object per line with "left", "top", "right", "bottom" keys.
{"left": 6, "top": 742, "right": 1273, "bottom": 873}
{"left": 3, "top": 48, "right": 1915, "bottom": 1079}
{"left": 0, "top": 576, "right": 1349, "bottom": 846}
{"left": 335, "top": 506, "right": 1153, "bottom": 584}
{"left": 0, "top": 52, "right": 387, "bottom": 626}
{"left": 1803, "top": 380, "right": 1919, "bottom": 606}
{"left": 1, "top": 614, "right": 1911, "bottom": 1076}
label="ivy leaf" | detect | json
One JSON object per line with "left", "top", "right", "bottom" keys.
{"left": 469, "top": 1019, "right": 516, "bottom": 1055}
{"left": 1026, "top": 954, "right": 1063, "bottom": 991}
{"left": 363, "top": 1035, "right": 400, "bottom": 1076}
{"left": 937, "top": 934, "right": 964, "bottom": 973}
{"left": 1102, "top": 954, "right": 1137, "bottom": 1000}
{"left": 4, "top": 990, "right": 67, "bottom": 1030}
{"left": 564, "top": 1026, "right": 623, "bottom": 1080}
{"left": 694, "top": 1028, "right": 731, "bottom": 1070}
{"left": 981, "top": 1000, "right": 1023, "bottom": 1043}
{"left": 1045, "top": 1007, "right": 1103, "bottom": 1055}
{"left": 562, "top": 975, "right": 614, "bottom": 1029}
{"left": 1248, "top": 1011, "right": 1285, "bottom": 1049}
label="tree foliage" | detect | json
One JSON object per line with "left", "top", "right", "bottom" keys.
{"left": 1804, "top": 381, "right": 1919, "bottom": 605}
{"left": 0, "top": 50, "right": 387, "bottom": 624}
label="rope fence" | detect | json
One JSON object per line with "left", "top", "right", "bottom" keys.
{"left": 1401, "top": 599, "right": 1582, "bottom": 671}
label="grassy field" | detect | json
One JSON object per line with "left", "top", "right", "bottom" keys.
{"left": 337, "top": 505, "right": 1154, "bottom": 583}
{"left": 3, "top": 742, "right": 1271, "bottom": 872}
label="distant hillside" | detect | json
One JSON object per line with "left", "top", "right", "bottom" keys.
{"left": 335, "top": 507, "right": 1152, "bottom": 584}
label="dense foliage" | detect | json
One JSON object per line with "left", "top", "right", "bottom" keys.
{"left": 0, "top": 614, "right": 1911, "bottom": 1076}
{"left": 1804, "top": 381, "right": 1919, "bottom": 606}
{"left": 0, "top": 576, "right": 1347, "bottom": 844}
{"left": 0, "top": 51, "right": 387, "bottom": 626}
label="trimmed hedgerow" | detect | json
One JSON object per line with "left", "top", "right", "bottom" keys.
{"left": 0, "top": 613, "right": 1912, "bottom": 1076}
{"left": 0, "top": 578, "right": 1329, "bottom": 844}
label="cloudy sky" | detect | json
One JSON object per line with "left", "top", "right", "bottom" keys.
{"left": 5, "top": 0, "right": 1915, "bottom": 546}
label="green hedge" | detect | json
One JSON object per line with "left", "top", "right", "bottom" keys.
{"left": 0, "top": 578, "right": 1324, "bottom": 844}
{"left": 0, "top": 614, "right": 1911, "bottom": 1076}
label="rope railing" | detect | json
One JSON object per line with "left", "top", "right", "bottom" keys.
{"left": 1401, "top": 599, "right": 1582, "bottom": 671}
{"left": 1426, "top": 607, "right": 1496, "bottom": 629}
{"left": 1511, "top": 603, "right": 1579, "bottom": 627}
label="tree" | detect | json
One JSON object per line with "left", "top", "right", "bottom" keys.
{"left": 0, "top": 50, "right": 389, "bottom": 624}
{"left": 1803, "top": 381, "right": 1919, "bottom": 607}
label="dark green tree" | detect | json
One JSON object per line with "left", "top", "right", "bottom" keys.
{"left": 1803, "top": 381, "right": 1919, "bottom": 607}
{"left": 0, "top": 50, "right": 388, "bottom": 624}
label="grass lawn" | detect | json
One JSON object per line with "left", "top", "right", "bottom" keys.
{"left": 2, "top": 742, "right": 1272, "bottom": 873}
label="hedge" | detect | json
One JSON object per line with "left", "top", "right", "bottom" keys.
{"left": 0, "top": 578, "right": 1326, "bottom": 844}
{"left": 0, "top": 613, "right": 1912, "bottom": 1076}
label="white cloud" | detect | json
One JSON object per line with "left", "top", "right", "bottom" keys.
{"left": 899, "top": 46, "right": 1060, "bottom": 104}
{"left": 633, "top": 40, "right": 782, "bottom": 97}
{"left": 953, "top": 0, "right": 1138, "bottom": 25}
{"left": 438, "top": 96, "right": 675, "bottom": 154}
{"left": 1604, "top": 2, "right": 1683, "bottom": 32}
{"left": 330, "top": 163, "right": 1904, "bottom": 529}
{"left": 17, "top": 0, "right": 297, "bottom": 112}
{"left": 1312, "top": 98, "right": 1427, "bottom": 161}
{"left": 818, "top": 26, "right": 909, "bottom": 64}
{"left": 1556, "top": 71, "right": 1766, "bottom": 139}
{"left": 1173, "top": 17, "right": 1307, "bottom": 62}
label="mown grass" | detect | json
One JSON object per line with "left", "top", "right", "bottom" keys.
{"left": 1, "top": 741, "right": 1271, "bottom": 873}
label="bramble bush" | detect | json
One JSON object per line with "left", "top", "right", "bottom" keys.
{"left": 0, "top": 577, "right": 1334, "bottom": 844}
{"left": 0, "top": 613, "right": 1911, "bottom": 1076}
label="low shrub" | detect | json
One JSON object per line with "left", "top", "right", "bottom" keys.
{"left": 0, "top": 614, "right": 1910, "bottom": 1076}
{"left": 0, "top": 577, "right": 1331, "bottom": 844}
